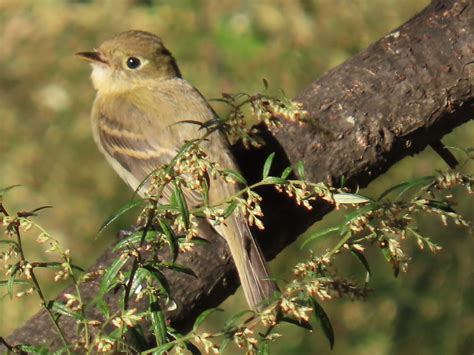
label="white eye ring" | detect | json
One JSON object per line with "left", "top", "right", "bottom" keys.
{"left": 124, "top": 56, "right": 148, "bottom": 70}
{"left": 126, "top": 57, "right": 141, "bottom": 69}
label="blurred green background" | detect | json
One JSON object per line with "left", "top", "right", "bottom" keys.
{"left": 0, "top": 0, "right": 472, "bottom": 354}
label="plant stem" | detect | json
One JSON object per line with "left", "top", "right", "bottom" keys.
{"left": 1, "top": 205, "right": 71, "bottom": 353}
{"left": 123, "top": 204, "right": 156, "bottom": 310}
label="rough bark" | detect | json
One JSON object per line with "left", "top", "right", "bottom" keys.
{"left": 3, "top": 0, "right": 472, "bottom": 351}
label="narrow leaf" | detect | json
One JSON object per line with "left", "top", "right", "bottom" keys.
{"left": 223, "top": 309, "right": 255, "bottom": 331}
{"left": 177, "top": 236, "right": 209, "bottom": 246}
{"left": 159, "top": 263, "right": 197, "bottom": 278}
{"left": 329, "top": 231, "right": 352, "bottom": 255}
{"left": 0, "top": 240, "right": 19, "bottom": 247}
{"left": 350, "top": 248, "right": 371, "bottom": 283}
{"left": 311, "top": 298, "right": 335, "bottom": 349}
{"left": 193, "top": 308, "right": 223, "bottom": 332}
{"left": 257, "top": 340, "right": 270, "bottom": 355}
{"left": 16, "top": 344, "right": 49, "bottom": 354}
{"left": 144, "top": 342, "right": 175, "bottom": 354}
{"left": 113, "top": 230, "right": 159, "bottom": 252}
{"left": 173, "top": 182, "right": 190, "bottom": 230}
{"left": 7, "top": 263, "right": 20, "bottom": 298}
{"left": 377, "top": 176, "right": 434, "bottom": 201}
{"left": 300, "top": 226, "right": 340, "bottom": 249}
{"left": 280, "top": 316, "right": 313, "bottom": 330}
{"left": 99, "top": 257, "right": 128, "bottom": 294}
{"left": 280, "top": 166, "right": 293, "bottom": 180}
{"left": 158, "top": 219, "right": 179, "bottom": 262}
{"left": 223, "top": 169, "right": 248, "bottom": 185}
{"left": 333, "top": 192, "right": 372, "bottom": 204}
{"left": 149, "top": 297, "right": 167, "bottom": 345}
{"left": 343, "top": 203, "right": 377, "bottom": 224}
{"left": 183, "top": 340, "right": 201, "bottom": 355}
{"left": 0, "top": 279, "right": 32, "bottom": 287}
{"left": 222, "top": 201, "right": 238, "bottom": 219}
{"left": 100, "top": 199, "right": 145, "bottom": 232}
{"left": 48, "top": 300, "right": 83, "bottom": 320}
{"left": 220, "top": 336, "right": 232, "bottom": 354}
{"left": 262, "top": 153, "right": 276, "bottom": 179}
{"left": 262, "top": 177, "right": 286, "bottom": 185}
{"left": 142, "top": 264, "right": 171, "bottom": 296}
{"left": 0, "top": 184, "right": 21, "bottom": 198}
{"left": 296, "top": 161, "right": 305, "bottom": 179}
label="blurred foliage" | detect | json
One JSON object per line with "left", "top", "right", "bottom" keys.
{"left": 0, "top": 0, "right": 472, "bottom": 354}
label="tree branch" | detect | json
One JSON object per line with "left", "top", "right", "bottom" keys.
{"left": 4, "top": 0, "right": 472, "bottom": 350}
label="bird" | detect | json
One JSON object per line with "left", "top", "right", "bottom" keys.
{"left": 77, "top": 30, "right": 278, "bottom": 311}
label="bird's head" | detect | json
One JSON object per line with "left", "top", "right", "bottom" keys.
{"left": 77, "top": 30, "right": 181, "bottom": 94}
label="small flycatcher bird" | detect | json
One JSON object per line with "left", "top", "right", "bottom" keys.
{"left": 77, "top": 30, "right": 277, "bottom": 310}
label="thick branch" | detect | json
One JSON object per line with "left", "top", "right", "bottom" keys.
{"left": 4, "top": 0, "right": 473, "bottom": 350}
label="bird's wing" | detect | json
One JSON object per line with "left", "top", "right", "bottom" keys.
{"left": 92, "top": 78, "right": 218, "bottom": 205}
{"left": 92, "top": 78, "right": 278, "bottom": 309}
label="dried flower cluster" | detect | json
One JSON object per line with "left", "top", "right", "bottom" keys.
{"left": 218, "top": 91, "right": 308, "bottom": 148}
{"left": 250, "top": 94, "right": 308, "bottom": 131}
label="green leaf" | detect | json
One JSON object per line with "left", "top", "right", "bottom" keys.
{"left": 220, "top": 336, "right": 233, "bottom": 354}
{"left": 426, "top": 199, "right": 456, "bottom": 213}
{"left": 0, "top": 239, "right": 19, "bottom": 247}
{"left": 16, "top": 205, "right": 53, "bottom": 218}
{"left": 0, "top": 278, "right": 32, "bottom": 291}
{"left": 343, "top": 203, "right": 377, "bottom": 225}
{"left": 223, "top": 309, "right": 255, "bottom": 331}
{"left": 262, "top": 152, "right": 276, "bottom": 179}
{"left": 340, "top": 175, "right": 347, "bottom": 188}
{"left": 177, "top": 236, "right": 209, "bottom": 246}
{"left": 142, "top": 264, "right": 171, "bottom": 295}
{"left": 296, "top": 161, "right": 305, "bottom": 179}
{"left": 379, "top": 245, "right": 399, "bottom": 277}
{"left": 183, "top": 340, "right": 201, "bottom": 355}
{"left": 193, "top": 308, "right": 223, "bottom": 332}
{"left": 159, "top": 263, "right": 197, "bottom": 278}
{"left": 262, "top": 176, "right": 286, "bottom": 185}
{"left": 16, "top": 344, "right": 50, "bottom": 354}
{"left": 280, "top": 166, "right": 293, "bottom": 180}
{"left": 310, "top": 298, "right": 334, "bottom": 349}
{"left": 144, "top": 342, "right": 175, "bottom": 354}
{"left": 0, "top": 184, "right": 21, "bottom": 198}
{"left": 257, "top": 340, "right": 270, "bottom": 355}
{"left": 222, "top": 201, "right": 238, "bottom": 219}
{"left": 95, "top": 297, "right": 110, "bottom": 318}
{"left": 48, "top": 300, "right": 83, "bottom": 320}
{"left": 99, "top": 199, "right": 146, "bottom": 232}
{"left": 129, "top": 267, "right": 149, "bottom": 296}
{"left": 7, "top": 263, "right": 20, "bottom": 298}
{"left": 127, "top": 325, "right": 148, "bottom": 352}
{"left": 99, "top": 256, "right": 128, "bottom": 294}
{"left": 32, "top": 261, "right": 84, "bottom": 273}
{"left": 350, "top": 247, "right": 371, "bottom": 283}
{"left": 333, "top": 192, "right": 372, "bottom": 204}
{"left": 158, "top": 218, "right": 179, "bottom": 262}
{"left": 329, "top": 231, "right": 352, "bottom": 255}
{"left": 113, "top": 230, "right": 159, "bottom": 252}
{"left": 377, "top": 176, "right": 434, "bottom": 201}
{"left": 173, "top": 182, "right": 190, "bottom": 230}
{"left": 300, "top": 226, "right": 340, "bottom": 250}
{"left": 223, "top": 169, "right": 248, "bottom": 185}
{"left": 280, "top": 316, "right": 313, "bottom": 330}
{"left": 149, "top": 297, "right": 167, "bottom": 346}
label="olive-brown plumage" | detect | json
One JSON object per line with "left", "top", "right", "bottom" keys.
{"left": 78, "top": 30, "right": 277, "bottom": 310}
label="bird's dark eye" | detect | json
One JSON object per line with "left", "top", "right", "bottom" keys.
{"left": 126, "top": 57, "right": 141, "bottom": 69}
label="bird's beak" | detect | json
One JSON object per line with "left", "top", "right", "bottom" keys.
{"left": 75, "top": 51, "right": 108, "bottom": 64}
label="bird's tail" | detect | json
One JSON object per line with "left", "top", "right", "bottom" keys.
{"left": 216, "top": 210, "right": 279, "bottom": 311}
